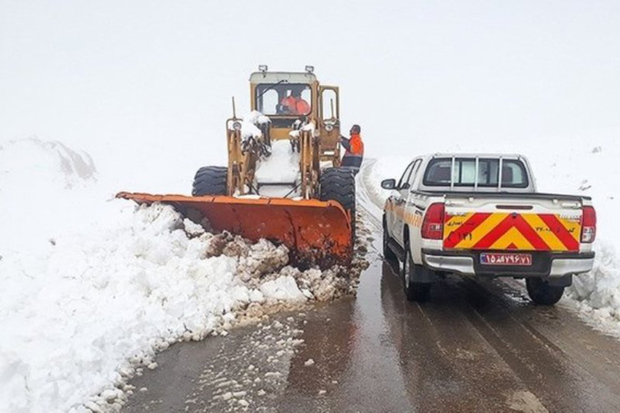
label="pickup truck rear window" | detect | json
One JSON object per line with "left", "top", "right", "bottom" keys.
{"left": 423, "top": 158, "right": 529, "bottom": 188}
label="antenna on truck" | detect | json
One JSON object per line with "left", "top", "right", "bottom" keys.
{"left": 498, "top": 156, "right": 504, "bottom": 191}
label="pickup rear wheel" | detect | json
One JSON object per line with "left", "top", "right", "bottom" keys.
{"left": 382, "top": 216, "right": 398, "bottom": 263}
{"left": 526, "top": 278, "right": 564, "bottom": 305}
{"left": 402, "top": 242, "right": 431, "bottom": 302}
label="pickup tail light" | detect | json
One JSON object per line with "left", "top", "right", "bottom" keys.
{"left": 422, "top": 203, "right": 445, "bottom": 240}
{"left": 581, "top": 206, "right": 596, "bottom": 243}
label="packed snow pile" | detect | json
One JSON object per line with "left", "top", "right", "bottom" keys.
{"left": 0, "top": 138, "right": 367, "bottom": 413}
{"left": 254, "top": 140, "right": 300, "bottom": 194}
{"left": 565, "top": 240, "right": 620, "bottom": 336}
{"left": 364, "top": 139, "right": 620, "bottom": 335}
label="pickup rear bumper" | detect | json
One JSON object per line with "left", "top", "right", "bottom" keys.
{"left": 421, "top": 249, "right": 595, "bottom": 280}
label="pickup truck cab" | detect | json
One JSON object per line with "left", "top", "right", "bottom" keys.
{"left": 381, "top": 154, "right": 596, "bottom": 305}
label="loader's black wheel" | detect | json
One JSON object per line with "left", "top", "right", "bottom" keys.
{"left": 526, "top": 277, "right": 565, "bottom": 306}
{"left": 320, "top": 167, "right": 356, "bottom": 241}
{"left": 192, "top": 166, "right": 228, "bottom": 196}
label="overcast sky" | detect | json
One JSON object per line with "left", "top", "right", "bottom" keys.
{"left": 1, "top": 0, "right": 619, "bottom": 189}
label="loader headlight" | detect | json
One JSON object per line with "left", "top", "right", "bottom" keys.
{"left": 325, "top": 123, "right": 334, "bottom": 132}
{"left": 232, "top": 121, "right": 242, "bottom": 131}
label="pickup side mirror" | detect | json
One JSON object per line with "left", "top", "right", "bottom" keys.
{"left": 381, "top": 179, "right": 396, "bottom": 190}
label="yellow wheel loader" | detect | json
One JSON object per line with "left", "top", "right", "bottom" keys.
{"left": 118, "top": 66, "right": 356, "bottom": 268}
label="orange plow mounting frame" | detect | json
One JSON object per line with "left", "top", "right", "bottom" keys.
{"left": 116, "top": 192, "right": 353, "bottom": 269}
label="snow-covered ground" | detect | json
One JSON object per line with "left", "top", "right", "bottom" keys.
{"left": 0, "top": 138, "right": 364, "bottom": 413}
{"left": 3, "top": 133, "right": 620, "bottom": 413}
{"left": 363, "top": 138, "right": 620, "bottom": 338}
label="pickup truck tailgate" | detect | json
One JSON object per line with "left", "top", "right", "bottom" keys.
{"left": 443, "top": 199, "right": 582, "bottom": 252}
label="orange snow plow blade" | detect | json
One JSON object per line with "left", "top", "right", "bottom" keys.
{"left": 116, "top": 192, "right": 353, "bottom": 268}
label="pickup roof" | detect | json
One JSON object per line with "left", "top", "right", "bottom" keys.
{"left": 381, "top": 154, "right": 596, "bottom": 304}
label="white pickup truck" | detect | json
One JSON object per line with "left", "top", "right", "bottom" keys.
{"left": 381, "top": 154, "right": 596, "bottom": 305}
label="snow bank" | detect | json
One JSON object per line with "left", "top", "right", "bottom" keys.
{"left": 360, "top": 156, "right": 411, "bottom": 208}
{"left": 1, "top": 204, "right": 241, "bottom": 412}
{"left": 567, "top": 240, "right": 620, "bottom": 299}
{"left": 564, "top": 241, "right": 620, "bottom": 337}
{"left": 0, "top": 138, "right": 365, "bottom": 413}
{"left": 0, "top": 137, "right": 97, "bottom": 188}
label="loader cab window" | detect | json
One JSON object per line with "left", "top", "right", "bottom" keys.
{"left": 256, "top": 83, "right": 312, "bottom": 116}
{"left": 257, "top": 89, "right": 279, "bottom": 115}
{"left": 321, "top": 89, "right": 338, "bottom": 120}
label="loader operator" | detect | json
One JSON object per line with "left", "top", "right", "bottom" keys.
{"left": 280, "top": 89, "right": 311, "bottom": 115}
{"left": 340, "top": 124, "right": 364, "bottom": 174}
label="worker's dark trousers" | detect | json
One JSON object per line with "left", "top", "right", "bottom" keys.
{"left": 341, "top": 156, "right": 363, "bottom": 175}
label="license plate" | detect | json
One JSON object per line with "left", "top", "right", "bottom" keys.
{"left": 480, "top": 253, "right": 532, "bottom": 266}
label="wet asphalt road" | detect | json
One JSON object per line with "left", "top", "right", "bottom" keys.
{"left": 122, "top": 167, "right": 620, "bottom": 412}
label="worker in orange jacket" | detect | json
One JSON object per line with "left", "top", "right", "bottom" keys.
{"left": 340, "top": 124, "right": 364, "bottom": 174}
{"left": 281, "top": 89, "right": 311, "bottom": 115}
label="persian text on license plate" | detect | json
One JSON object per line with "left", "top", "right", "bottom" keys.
{"left": 480, "top": 253, "right": 532, "bottom": 266}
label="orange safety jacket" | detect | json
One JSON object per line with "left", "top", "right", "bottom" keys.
{"left": 296, "top": 99, "right": 310, "bottom": 115}
{"left": 281, "top": 96, "right": 297, "bottom": 113}
{"left": 281, "top": 96, "right": 310, "bottom": 115}
{"left": 348, "top": 134, "right": 364, "bottom": 155}
{"left": 341, "top": 133, "right": 364, "bottom": 169}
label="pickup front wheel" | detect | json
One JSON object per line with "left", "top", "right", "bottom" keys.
{"left": 526, "top": 277, "right": 565, "bottom": 305}
{"left": 382, "top": 216, "right": 398, "bottom": 263}
{"left": 402, "top": 243, "right": 431, "bottom": 302}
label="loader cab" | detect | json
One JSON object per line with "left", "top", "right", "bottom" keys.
{"left": 249, "top": 67, "right": 342, "bottom": 161}
{"left": 255, "top": 84, "right": 312, "bottom": 116}
{"left": 250, "top": 71, "right": 318, "bottom": 137}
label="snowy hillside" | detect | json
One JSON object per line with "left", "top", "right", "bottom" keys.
{"left": 364, "top": 139, "right": 620, "bottom": 336}
{"left": 0, "top": 138, "right": 365, "bottom": 413}
{"left": 0, "top": 138, "right": 98, "bottom": 253}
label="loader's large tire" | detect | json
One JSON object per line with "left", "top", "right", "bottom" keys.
{"left": 320, "top": 167, "right": 356, "bottom": 242}
{"left": 192, "top": 166, "right": 228, "bottom": 196}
